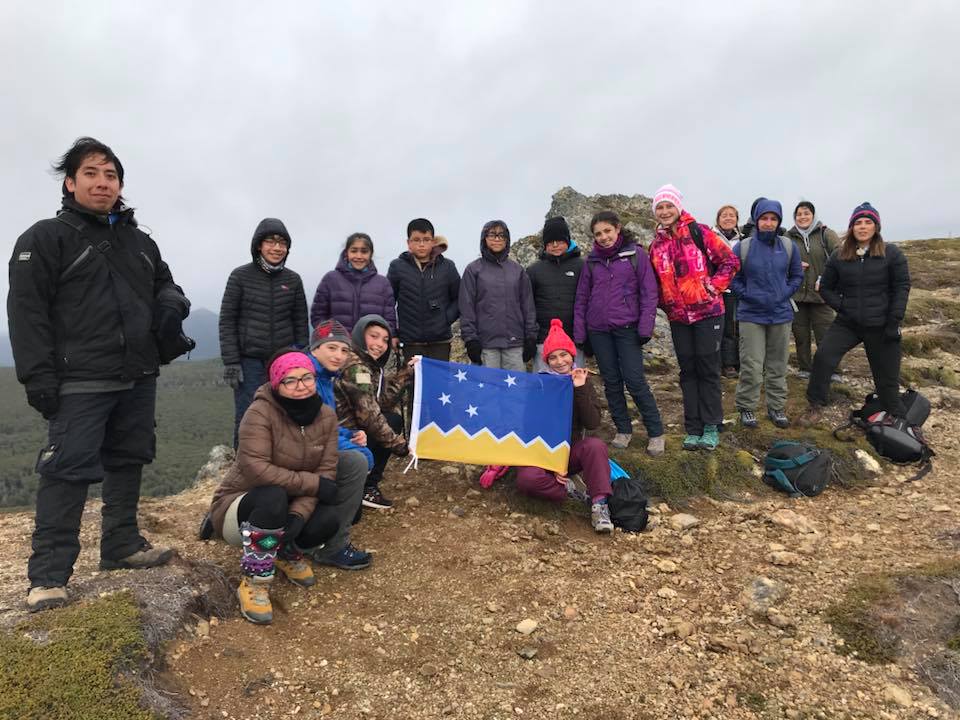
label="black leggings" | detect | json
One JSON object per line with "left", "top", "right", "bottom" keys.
{"left": 367, "top": 411, "right": 404, "bottom": 488}
{"left": 237, "top": 485, "right": 339, "bottom": 548}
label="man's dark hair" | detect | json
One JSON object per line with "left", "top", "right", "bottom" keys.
{"left": 407, "top": 218, "right": 435, "bottom": 239}
{"left": 53, "top": 137, "right": 125, "bottom": 197}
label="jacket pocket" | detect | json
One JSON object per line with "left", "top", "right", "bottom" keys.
{"left": 60, "top": 246, "right": 94, "bottom": 282}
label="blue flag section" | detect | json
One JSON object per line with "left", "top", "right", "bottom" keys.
{"left": 409, "top": 358, "right": 573, "bottom": 474}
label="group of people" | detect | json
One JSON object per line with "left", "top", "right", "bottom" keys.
{"left": 8, "top": 136, "right": 911, "bottom": 622}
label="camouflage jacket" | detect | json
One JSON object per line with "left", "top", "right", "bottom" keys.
{"left": 334, "top": 349, "right": 412, "bottom": 451}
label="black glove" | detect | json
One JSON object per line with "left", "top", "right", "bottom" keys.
{"left": 884, "top": 319, "right": 902, "bottom": 343}
{"left": 155, "top": 305, "right": 183, "bottom": 340}
{"left": 27, "top": 388, "right": 60, "bottom": 419}
{"left": 522, "top": 338, "right": 537, "bottom": 363}
{"left": 637, "top": 332, "right": 651, "bottom": 346}
{"left": 223, "top": 364, "right": 243, "bottom": 389}
{"left": 465, "top": 339, "right": 482, "bottom": 365}
{"left": 579, "top": 339, "right": 594, "bottom": 358}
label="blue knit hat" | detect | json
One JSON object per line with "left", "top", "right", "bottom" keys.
{"left": 848, "top": 202, "right": 880, "bottom": 231}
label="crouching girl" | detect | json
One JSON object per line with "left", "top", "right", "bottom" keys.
{"left": 513, "top": 319, "right": 615, "bottom": 533}
{"left": 208, "top": 350, "right": 341, "bottom": 625}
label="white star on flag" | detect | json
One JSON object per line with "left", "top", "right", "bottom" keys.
{"left": 477, "top": 383, "right": 484, "bottom": 388}
{"left": 505, "top": 375, "right": 517, "bottom": 387}
{"left": 465, "top": 404, "right": 479, "bottom": 417}
{"left": 438, "top": 393, "right": 451, "bottom": 406}
{"left": 455, "top": 370, "right": 468, "bottom": 382}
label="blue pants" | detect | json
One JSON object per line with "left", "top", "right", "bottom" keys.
{"left": 589, "top": 327, "right": 663, "bottom": 437}
{"left": 233, "top": 357, "right": 268, "bottom": 449}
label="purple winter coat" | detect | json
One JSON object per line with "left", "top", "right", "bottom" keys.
{"left": 310, "top": 255, "right": 397, "bottom": 333}
{"left": 573, "top": 241, "right": 659, "bottom": 343}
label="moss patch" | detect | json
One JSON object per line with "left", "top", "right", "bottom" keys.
{"left": 901, "top": 364, "right": 960, "bottom": 389}
{"left": 824, "top": 574, "right": 901, "bottom": 664}
{"left": 901, "top": 329, "right": 960, "bottom": 358}
{"left": 899, "top": 238, "right": 960, "bottom": 292}
{"left": 0, "top": 592, "right": 155, "bottom": 720}
{"left": 905, "top": 293, "right": 960, "bottom": 326}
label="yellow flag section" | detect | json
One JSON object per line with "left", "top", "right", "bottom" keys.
{"left": 409, "top": 358, "right": 572, "bottom": 475}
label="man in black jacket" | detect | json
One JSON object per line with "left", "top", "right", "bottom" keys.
{"left": 387, "top": 218, "right": 460, "bottom": 362}
{"left": 7, "top": 137, "right": 191, "bottom": 612}
{"left": 527, "top": 217, "right": 585, "bottom": 372}
{"left": 219, "top": 218, "right": 309, "bottom": 446}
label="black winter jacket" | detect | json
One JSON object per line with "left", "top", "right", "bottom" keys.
{"left": 386, "top": 252, "right": 460, "bottom": 343}
{"left": 219, "top": 219, "right": 309, "bottom": 365}
{"left": 819, "top": 243, "right": 910, "bottom": 328}
{"left": 527, "top": 245, "right": 584, "bottom": 343}
{"left": 7, "top": 199, "right": 190, "bottom": 391}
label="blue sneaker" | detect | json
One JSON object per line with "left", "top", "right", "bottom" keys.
{"left": 314, "top": 543, "right": 371, "bottom": 570}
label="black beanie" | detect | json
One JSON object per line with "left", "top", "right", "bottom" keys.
{"left": 542, "top": 216, "right": 571, "bottom": 247}
{"left": 794, "top": 201, "right": 816, "bottom": 217}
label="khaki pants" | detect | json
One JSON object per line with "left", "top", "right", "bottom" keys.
{"left": 736, "top": 321, "right": 791, "bottom": 412}
{"left": 791, "top": 302, "right": 835, "bottom": 372}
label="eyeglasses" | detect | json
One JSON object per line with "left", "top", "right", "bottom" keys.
{"left": 409, "top": 238, "right": 434, "bottom": 245}
{"left": 262, "top": 237, "right": 289, "bottom": 248}
{"left": 485, "top": 232, "right": 508, "bottom": 240}
{"left": 545, "top": 238, "right": 568, "bottom": 245}
{"left": 279, "top": 373, "right": 316, "bottom": 389}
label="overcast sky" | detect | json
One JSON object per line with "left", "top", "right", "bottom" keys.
{"left": 1, "top": 1, "right": 957, "bottom": 329}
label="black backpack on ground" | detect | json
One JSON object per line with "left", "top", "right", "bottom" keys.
{"left": 763, "top": 441, "right": 833, "bottom": 497}
{"left": 608, "top": 473, "right": 649, "bottom": 532}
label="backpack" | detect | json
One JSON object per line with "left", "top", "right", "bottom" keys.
{"left": 763, "top": 441, "right": 833, "bottom": 497}
{"left": 843, "top": 390, "right": 934, "bottom": 470}
{"left": 738, "top": 233, "right": 795, "bottom": 265}
{"left": 608, "top": 464, "right": 649, "bottom": 532}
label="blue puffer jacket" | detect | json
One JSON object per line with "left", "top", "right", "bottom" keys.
{"left": 309, "top": 355, "right": 374, "bottom": 469}
{"left": 729, "top": 199, "right": 803, "bottom": 325}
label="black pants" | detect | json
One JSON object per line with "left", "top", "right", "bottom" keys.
{"left": 807, "top": 318, "right": 906, "bottom": 415}
{"left": 402, "top": 341, "right": 451, "bottom": 362}
{"left": 721, "top": 293, "right": 739, "bottom": 370}
{"left": 367, "top": 411, "right": 404, "bottom": 489}
{"left": 237, "top": 486, "right": 339, "bottom": 549}
{"left": 670, "top": 316, "right": 724, "bottom": 435}
{"left": 28, "top": 379, "right": 157, "bottom": 589}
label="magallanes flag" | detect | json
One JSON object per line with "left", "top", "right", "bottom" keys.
{"left": 409, "top": 358, "right": 572, "bottom": 474}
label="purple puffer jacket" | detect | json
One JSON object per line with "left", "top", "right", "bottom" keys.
{"left": 310, "top": 255, "right": 397, "bottom": 333}
{"left": 573, "top": 241, "right": 658, "bottom": 343}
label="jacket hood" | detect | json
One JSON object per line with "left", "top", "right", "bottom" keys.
{"left": 61, "top": 197, "right": 137, "bottom": 227}
{"left": 250, "top": 218, "right": 291, "bottom": 261}
{"left": 751, "top": 199, "right": 783, "bottom": 227}
{"left": 480, "top": 220, "right": 511, "bottom": 262}
{"left": 539, "top": 240, "right": 582, "bottom": 261}
{"left": 352, "top": 314, "right": 392, "bottom": 368}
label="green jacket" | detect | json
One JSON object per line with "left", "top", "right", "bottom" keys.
{"left": 786, "top": 223, "right": 840, "bottom": 304}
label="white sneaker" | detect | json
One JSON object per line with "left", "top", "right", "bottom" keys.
{"left": 611, "top": 433, "right": 632, "bottom": 449}
{"left": 591, "top": 503, "right": 614, "bottom": 533}
{"left": 646, "top": 435, "right": 666, "bottom": 457}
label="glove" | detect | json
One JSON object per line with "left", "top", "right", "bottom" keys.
{"left": 155, "top": 305, "right": 183, "bottom": 340}
{"left": 522, "top": 338, "right": 537, "bottom": 363}
{"left": 637, "top": 332, "right": 651, "bottom": 346}
{"left": 579, "top": 339, "right": 594, "bottom": 358}
{"left": 27, "top": 388, "right": 60, "bottom": 419}
{"left": 392, "top": 442, "right": 410, "bottom": 457}
{"left": 884, "top": 320, "right": 902, "bottom": 343}
{"left": 223, "top": 364, "right": 243, "bottom": 389}
{"left": 465, "top": 339, "right": 482, "bottom": 365}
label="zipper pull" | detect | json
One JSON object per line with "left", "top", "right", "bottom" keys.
{"left": 300, "top": 426, "right": 305, "bottom": 436}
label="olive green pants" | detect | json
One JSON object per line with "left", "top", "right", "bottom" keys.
{"left": 791, "top": 302, "right": 835, "bottom": 372}
{"left": 736, "top": 321, "right": 792, "bottom": 413}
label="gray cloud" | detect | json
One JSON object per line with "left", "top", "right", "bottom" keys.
{"left": 2, "top": 1, "right": 957, "bottom": 328}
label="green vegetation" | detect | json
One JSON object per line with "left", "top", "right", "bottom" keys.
{"left": 901, "top": 364, "right": 960, "bottom": 389}
{"left": 899, "top": 238, "right": 960, "bottom": 292}
{"left": 0, "top": 360, "right": 232, "bottom": 507}
{"left": 0, "top": 592, "right": 156, "bottom": 720}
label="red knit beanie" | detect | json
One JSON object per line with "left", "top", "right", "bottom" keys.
{"left": 542, "top": 318, "right": 576, "bottom": 362}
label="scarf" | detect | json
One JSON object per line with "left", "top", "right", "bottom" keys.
{"left": 273, "top": 392, "right": 323, "bottom": 427}
{"left": 717, "top": 226, "right": 740, "bottom": 242}
{"left": 593, "top": 233, "right": 625, "bottom": 259}
{"left": 257, "top": 255, "right": 286, "bottom": 274}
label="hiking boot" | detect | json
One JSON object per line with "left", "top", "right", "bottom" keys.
{"left": 646, "top": 435, "right": 665, "bottom": 457}
{"left": 362, "top": 486, "right": 393, "bottom": 510}
{"left": 611, "top": 433, "right": 632, "bottom": 450}
{"left": 314, "top": 543, "right": 371, "bottom": 571}
{"left": 699, "top": 425, "right": 720, "bottom": 451}
{"left": 722, "top": 366, "right": 739, "bottom": 379}
{"left": 237, "top": 575, "right": 273, "bottom": 624}
{"left": 99, "top": 542, "right": 175, "bottom": 570}
{"left": 26, "top": 586, "right": 68, "bottom": 613}
{"left": 798, "top": 404, "right": 825, "bottom": 428}
{"left": 797, "top": 370, "right": 810, "bottom": 379}
{"left": 275, "top": 544, "right": 316, "bottom": 588}
{"left": 564, "top": 475, "right": 590, "bottom": 505}
{"left": 591, "top": 502, "right": 614, "bottom": 534}
{"left": 767, "top": 408, "right": 790, "bottom": 428}
{"left": 682, "top": 434, "right": 700, "bottom": 451}
{"left": 739, "top": 410, "right": 758, "bottom": 428}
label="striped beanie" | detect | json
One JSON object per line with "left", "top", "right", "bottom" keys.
{"left": 848, "top": 202, "right": 881, "bottom": 230}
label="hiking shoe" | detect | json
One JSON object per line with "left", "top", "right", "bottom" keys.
{"left": 237, "top": 575, "right": 273, "bottom": 624}
{"left": 721, "top": 366, "right": 739, "bottom": 379}
{"left": 26, "top": 586, "right": 68, "bottom": 613}
{"left": 314, "top": 543, "right": 371, "bottom": 571}
{"left": 797, "top": 370, "right": 810, "bottom": 379}
{"left": 611, "top": 433, "right": 632, "bottom": 449}
{"left": 682, "top": 434, "right": 700, "bottom": 451}
{"left": 275, "top": 547, "right": 316, "bottom": 588}
{"left": 99, "top": 542, "right": 175, "bottom": 571}
{"left": 646, "top": 436, "right": 665, "bottom": 457}
{"left": 591, "top": 502, "right": 614, "bottom": 534}
{"left": 767, "top": 409, "right": 790, "bottom": 428}
{"left": 362, "top": 487, "right": 393, "bottom": 509}
{"left": 565, "top": 475, "right": 590, "bottom": 505}
{"left": 798, "top": 404, "right": 825, "bottom": 428}
{"left": 739, "top": 410, "right": 758, "bottom": 428}
{"left": 699, "top": 425, "right": 720, "bottom": 451}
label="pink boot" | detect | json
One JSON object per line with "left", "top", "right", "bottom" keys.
{"left": 479, "top": 465, "right": 509, "bottom": 489}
